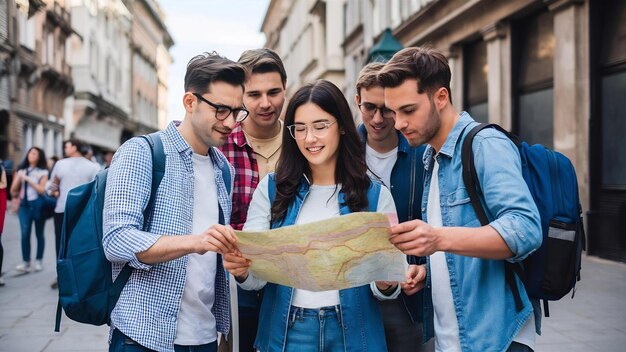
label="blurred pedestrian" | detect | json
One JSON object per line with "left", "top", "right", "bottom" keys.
{"left": 0, "top": 161, "right": 7, "bottom": 286}
{"left": 103, "top": 150, "right": 114, "bottom": 168}
{"left": 10, "top": 147, "right": 49, "bottom": 273}
{"left": 47, "top": 156, "right": 59, "bottom": 175}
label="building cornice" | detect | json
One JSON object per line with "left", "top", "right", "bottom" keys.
{"left": 546, "top": 0, "right": 585, "bottom": 13}
{"left": 342, "top": 23, "right": 363, "bottom": 50}
{"left": 481, "top": 22, "right": 507, "bottom": 42}
{"left": 75, "top": 92, "right": 130, "bottom": 121}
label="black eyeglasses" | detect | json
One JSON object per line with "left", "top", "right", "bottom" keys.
{"left": 286, "top": 120, "right": 337, "bottom": 140}
{"left": 358, "top": 102, "right": 394, "bottom": 119}
{"left": 192, "top": 93, "right": 249, "bottom": 122}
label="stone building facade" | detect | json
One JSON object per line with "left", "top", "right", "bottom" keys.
{"left": 264, "top": 0, "right": 626, "bottom": 262}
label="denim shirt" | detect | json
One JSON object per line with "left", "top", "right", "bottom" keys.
{"left": 244, "top": 174, "right": 390, "bottom": 352}
{"left": 420, "top": 112, "right": 542, "bottom": 352}
{"left": 103, "top": 122, "right": 233, "bottom": 352}
{"left": 358, "top": 125, "right": 427, "bottom": 323}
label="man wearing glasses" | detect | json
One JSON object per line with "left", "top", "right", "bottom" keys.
{"left": 218, "top": 48, "right": 287, "bottom": 352}
{"left": 103, "top": 52, "right": 246, "bottom": 352}
{"left": 355, "top": 62, "right": 432, "bottom": 352}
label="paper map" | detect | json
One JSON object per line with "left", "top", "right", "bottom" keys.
{"left": 235, "top": 212, "right": 406, "bottom": 291}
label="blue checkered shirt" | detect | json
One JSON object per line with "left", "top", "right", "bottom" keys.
{"left": 103, "top": 122, "right": 233, "bottom": 351}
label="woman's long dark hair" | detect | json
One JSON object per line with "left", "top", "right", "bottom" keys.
{"left": 271, "top": 80, "right": 370, "bottom": 222}
{"left": 17, "top": 147, "right": 48, "bottom": 170}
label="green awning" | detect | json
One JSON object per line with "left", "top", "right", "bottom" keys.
{"left": 368, "top": 28, "right": 404, "bottom": 63}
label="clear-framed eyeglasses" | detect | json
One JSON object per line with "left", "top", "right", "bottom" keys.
{"left": 286, "top": 120, "right": 338, "bottom": 140}
{"left": 358, "top": 102, "right": 394, "bottom": 119}
{"left": 192, "top": 92, "right": 249, "bottom": 122}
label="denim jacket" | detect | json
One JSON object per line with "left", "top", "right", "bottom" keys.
{"left": 421, "top": 112, "right": 542, "bottom": 351}
{"left": 242, "top": 174, "right": 390, "bottom": 352}
{"left": 358, "top": 125, "right": 427, "bottom": 323}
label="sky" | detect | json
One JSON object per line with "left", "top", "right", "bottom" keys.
{"left": 158, "top": 0, "right": 270, "bottom": 123}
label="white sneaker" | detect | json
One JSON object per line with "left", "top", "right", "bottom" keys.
{"left": 33, "top": 260, "right": 43, "bottom": 272}
{"left": 15, "top": 262, "right": 31, "bottom": 274}
{"left": 0, "top": 277, "right": 5, "bottom": 286}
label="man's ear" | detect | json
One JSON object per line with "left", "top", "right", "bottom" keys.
{"left": 434, "top": 87, "right": 449, "bottom": 110}
{"left": 355, "top": 94, "right": 361, "bottom": 107}
{"left": 183, "top": 92, "right": 196, "bottom": 112}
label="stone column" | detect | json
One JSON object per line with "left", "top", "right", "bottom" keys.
{"left": 549, "top": 0, "right": 590, "bottom": 212}
{"left": 445, "top": 45, "right": 464, "bottom": 110}
{"left": 482, "top": 22, "right": 512, "bottom": 131}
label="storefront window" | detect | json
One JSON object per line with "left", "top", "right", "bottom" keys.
{"left": 464, "top": 39, "right": 488, "bottom": 123}
{"left": 513, "top": 10, "right": 554, "bottom": 147}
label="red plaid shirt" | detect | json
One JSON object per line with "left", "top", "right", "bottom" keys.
{"left": 218, "top": 124, "right": 259, "bottom": 230}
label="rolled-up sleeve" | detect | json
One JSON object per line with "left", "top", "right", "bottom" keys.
{"left": 103, "top": 138, "right": 161, "bottom": 270}
{"left": 472, "top": 133, "right": 542, "bottom": 262}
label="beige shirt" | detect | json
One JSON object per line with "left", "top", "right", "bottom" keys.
{"left": 244, "top": 121, "right": 283, "bottom": 180}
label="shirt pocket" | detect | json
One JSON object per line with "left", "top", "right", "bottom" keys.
{"left": 446, "top": 187, "right": 481, "bottom": 227}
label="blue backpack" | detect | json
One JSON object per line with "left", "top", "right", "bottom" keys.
{"left": 461, "top": 123, "right": 585, "bottom": 317}
{"left": 54, "top": 133, "right": 165, "bottom": 331}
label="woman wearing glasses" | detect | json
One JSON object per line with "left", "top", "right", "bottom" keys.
{"left": 224, "top": 80, "right": 399, "bottom": 351}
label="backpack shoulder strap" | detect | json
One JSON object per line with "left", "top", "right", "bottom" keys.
{"left": 461, "top": 123, "right": 491, "bottom": 227}
{"left": 461, "top": 122, "right": 525, "bottom": 312}
{"left": 109, "top": 133, "right": 165, "bottom": 311}
{"left": 140, "top": 132, "right": 166, "bottom": 217}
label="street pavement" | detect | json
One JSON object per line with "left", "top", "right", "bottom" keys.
{"left": 1, "top": 210, "right": 625, "bottom": 351}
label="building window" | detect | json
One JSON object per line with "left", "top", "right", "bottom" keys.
{"left": 17, "top": 10, "right": 36, "bottom": 50}
{"left": 464, "top": 39, "right": 489, "bottom": 123}
{"left": 47, "top": 30, "right": 55, "bottom": 67}
{"left": 598, "top": 1, "right": 626, "bottom": 187}
{"left": 513, "top": 9, "right": 554, "bottom": 148}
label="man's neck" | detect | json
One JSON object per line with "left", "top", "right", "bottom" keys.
{"left": 242, "top": 120, "right": 282, "bottom": 140}
{"left": 430, "top": 106, "right": 460, "bottom": 153}
{"left": 367, "top": 132, "right": 399, "bottom": 154}
{"left": 178, "top": 118, "right": 209, "bottom": 155}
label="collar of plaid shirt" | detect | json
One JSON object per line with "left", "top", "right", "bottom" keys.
{"left": 218, "top": 123, "right": 260, "bottom": 230}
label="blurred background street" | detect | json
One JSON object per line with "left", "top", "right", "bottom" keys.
{"left": 1, "top": 210, "right": 625, "bottom": 351}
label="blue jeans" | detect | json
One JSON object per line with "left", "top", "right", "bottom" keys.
{"left": 110, "top": 329, "right": 217, "bottom": 352}
{"left": 18, "top": 201, "right": 46, "bottom": 262}
{"left": 285, "top": 305, "right": 345, "bottom": 352}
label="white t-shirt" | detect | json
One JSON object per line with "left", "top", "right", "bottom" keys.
{"left": 21, "top": 167, "right": 49, "bottom": 201}
{"left": 365, "top": 144, "right": 398, "bottom": 188}
{"left": 428, "top": 158, "right": 536, "bottom": 351}
{"left": 428, "top": 159, "right": 463, "bottom": 352}
{"left": 48, "top": 157, "right": 101, "bottom": 212}
{"left": 174, "top": 153, "right": 219, "bottom": 345}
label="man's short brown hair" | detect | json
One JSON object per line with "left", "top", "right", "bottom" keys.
{"left": 238, "top": 48, "right": 287, "bottom": 87}
{"left": 184, "top": 51, "right": 247, "bottom": 94}
{"left": 378, "top": 47, "right": 452, "bottom": 102}
{"left": 356, "top": 62, "right": 385, "bottom": 96}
